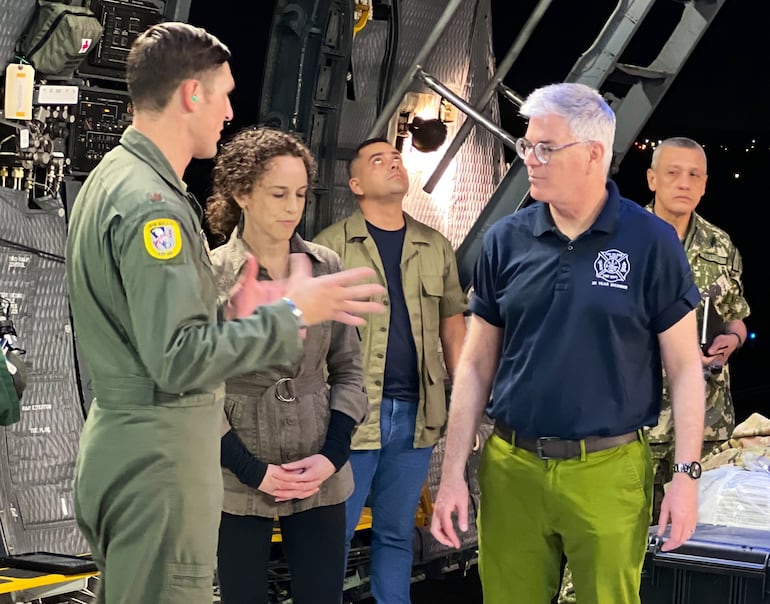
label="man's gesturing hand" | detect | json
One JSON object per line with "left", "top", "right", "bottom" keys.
{"left": 285, "top": 254, "right": 385, "bottom": 326}
{"left": 225, "top": 254, "right": 285, "bottom": 320}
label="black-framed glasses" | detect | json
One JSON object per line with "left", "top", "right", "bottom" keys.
{"left": 514, "top": 138, "right": 592, "bottom": 165}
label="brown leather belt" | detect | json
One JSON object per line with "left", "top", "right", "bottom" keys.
{"left": 493, "top": 421, "right": 638, "bottom": 460}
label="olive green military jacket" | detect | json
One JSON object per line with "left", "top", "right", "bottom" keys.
{"left": 66, "top": 126, "right": 304, "bottom": 439}
{"left": 210, "top": 231, "right": 368, "bottom": 517}
{"left": 314, "top": 209, "right": 467, "bottom": 449}
{"left": 645, "top": 204, "right": 750, "bottom": 445}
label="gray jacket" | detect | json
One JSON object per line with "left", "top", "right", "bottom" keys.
{"left": 210, "top": 231, "right": 368, "bottom": 517}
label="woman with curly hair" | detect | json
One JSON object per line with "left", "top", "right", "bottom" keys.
{"left": 205, "top": 127, "right": 368, "bottom": 604}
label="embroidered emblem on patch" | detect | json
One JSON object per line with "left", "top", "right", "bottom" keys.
{"left": 143, "top": 219, "right": 182, "bottom": 260}
{"left": 594, "top": 249, "right": 630, "bottom": 282}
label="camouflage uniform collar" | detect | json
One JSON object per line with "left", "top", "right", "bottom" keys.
{"left": 118, "top": 126, "right": 187, "bottom": 196}
{"left": 683, "top": 211, "right": 713, "bottom": 251}
{"left": 681, "top": 211, "right": 699, "bottom": 250}
{"left": 644, "top": 201, "right": 697, "bottom": 248}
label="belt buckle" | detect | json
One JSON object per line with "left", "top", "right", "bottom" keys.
{"left": 536, "top": 436, "right": 560, "bottom": 460}
{"left": 274, "top": 377, "right": 296, "bottom": 402}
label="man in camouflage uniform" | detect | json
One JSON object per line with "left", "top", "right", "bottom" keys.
{"left": 644, "top": 136, "right": 749, "bottom": 521}
{"left": 559, "top": 136, "right": 749, "bottom": 604}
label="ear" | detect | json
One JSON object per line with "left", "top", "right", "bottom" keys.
{"left": 348, "top": 176, "right": 363, "bottom": 197}
{"left": 646, "top": 168, "right": 657, "bottom": 192}
{"left": 589, "top": 140, "right": 605, "bottom": 169}
{"left": 180, "top": 79, "right": 200, "bottom": 112}
{"left": 233, "top": 193, "right": 248, "bottom": 210}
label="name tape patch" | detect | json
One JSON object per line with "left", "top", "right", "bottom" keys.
{"left": 143, "top": 219, "right": 182, "bottom": 260}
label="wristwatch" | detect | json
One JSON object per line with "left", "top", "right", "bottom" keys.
{"left": 282, "top": 297, "right": 307, "bottom": 330}
{"left": 672, "top": 460, "right": 702, "bottom": 480}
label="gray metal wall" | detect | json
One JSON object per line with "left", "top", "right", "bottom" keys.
{"left": 0, "top": 0, "right": 35, "bottom": 69}
{"left": 333, "top": 0, "right": 505, "bottom": 249}
{"left": 0, "top": 187, "right": 86, "bottom": 556}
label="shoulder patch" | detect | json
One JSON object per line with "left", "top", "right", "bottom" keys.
{"left": 143, "top": 219, "right": 182, "bottom": 260}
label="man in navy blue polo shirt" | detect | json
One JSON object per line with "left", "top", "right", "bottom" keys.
{"left": 430, "top": 82, "right": 705, "bottom": 604}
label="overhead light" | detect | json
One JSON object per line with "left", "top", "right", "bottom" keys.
{"left": 407, "top": 116, "right": 447, "bottom": 153}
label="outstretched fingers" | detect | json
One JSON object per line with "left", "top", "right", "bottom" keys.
{"left": 338, "top": 282, "right": 387, "bottom": 300}
{"left": 323, "top": 266, "right": 379, "bottom": 286}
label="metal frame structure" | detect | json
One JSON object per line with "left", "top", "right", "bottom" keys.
{"left": 368, "top": 0, "right": 726, "bottom": 289}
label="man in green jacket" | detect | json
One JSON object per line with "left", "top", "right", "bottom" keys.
{"left": 314, "top": 137, "right": 467, "bottom": 603}
{"left": 66, "top": 23, "right": 384, "bottom": 604}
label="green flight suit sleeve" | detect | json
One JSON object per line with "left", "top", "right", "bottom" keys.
{"left": 114, "top": 205, "right": 302, "bottom": 393}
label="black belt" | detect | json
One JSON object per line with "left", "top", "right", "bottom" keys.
{"left": 493, "top": 421, "right": 639, "bottom": 460}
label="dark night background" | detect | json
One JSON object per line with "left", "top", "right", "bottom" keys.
{"left": 185, "top": 0, "right": 769, "bottom": 424}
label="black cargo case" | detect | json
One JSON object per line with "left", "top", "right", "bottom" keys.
{"left": 641, "top": 524, "right": 770, "bottom": 604}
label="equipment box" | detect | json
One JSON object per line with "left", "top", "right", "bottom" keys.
{"left": 641, "top": 524, "right": 770, "bottom": 604}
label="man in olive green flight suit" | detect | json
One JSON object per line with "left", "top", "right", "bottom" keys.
{"left": 66, "top": 23, "right": 384, "bottom": 604}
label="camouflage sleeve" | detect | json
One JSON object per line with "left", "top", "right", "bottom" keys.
{"left": 718, "top": 243, "right": 750, "bottom": 322}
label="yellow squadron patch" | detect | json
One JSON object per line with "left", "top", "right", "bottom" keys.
{"left": 143, "top": 219, "right": 182, "bottom": 260}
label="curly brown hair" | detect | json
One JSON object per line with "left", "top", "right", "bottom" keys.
{"left": 205, "top": 127, "right": 317, "bottom": 238}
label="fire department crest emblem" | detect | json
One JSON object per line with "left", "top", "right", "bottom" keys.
{"left": 594, "top": 249, "right": 630, "bottom": 283}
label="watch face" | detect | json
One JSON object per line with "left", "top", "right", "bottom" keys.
{"left": 673, "top": 461, "right": 703, "bottom": 479}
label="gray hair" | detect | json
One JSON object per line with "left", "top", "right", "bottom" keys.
{"left": 650, "top": 137, "right": 707, "bottom": 172}
{"left": 520, "top": 82, "right": 615, "bottom": 175}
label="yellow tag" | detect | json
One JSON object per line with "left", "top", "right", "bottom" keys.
{"left": 4, "top": 64, "right": 35, "bottom": 120}
{"left": 143, "top": 219, "right": 182, "bottom": 260}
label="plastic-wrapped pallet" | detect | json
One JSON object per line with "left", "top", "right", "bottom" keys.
{"left": 697, "top": 458, "right": 770, "bottom": 530}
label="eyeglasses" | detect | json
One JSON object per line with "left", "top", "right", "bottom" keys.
{"left": 514, "top": 138, "right": 592, "bottom": 165}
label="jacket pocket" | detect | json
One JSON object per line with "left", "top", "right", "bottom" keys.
{"left": 420, "top": 275, "right": 444, "bottom": 330}
{"left": 424, "top": 354, "right": 448, "bottom": 428}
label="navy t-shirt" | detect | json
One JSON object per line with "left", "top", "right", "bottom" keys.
{"left": 366, "top": 222, "right": 420, "bottom": 401}
{"left": 470, "top": 180, "right": 700, "bottom": 439}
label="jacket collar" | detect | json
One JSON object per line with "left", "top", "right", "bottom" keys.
{"left": 119, "top": 126, "right": 187, "bottom": 196}
{"left": 344, "top": 207, "right": 431, "bottom": 245}
{"left": 223, "top": 229, "right": 319, "bottom": 278}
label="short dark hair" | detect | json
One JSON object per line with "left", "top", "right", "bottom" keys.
{"left": 127, "top": 22, "right": 231, "bottom": 113}
{"left": 349, "top": 137, "right": 391, "bottom": 177}
{"left": 206, "top": 127, "right": 317, "bottom": 238}
{"left": 650, "top": 137, "right": 707, "bottom": 171}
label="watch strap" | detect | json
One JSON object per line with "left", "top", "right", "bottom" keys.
{"left": 282, "top": 297, "right": 307, "bottom": 330}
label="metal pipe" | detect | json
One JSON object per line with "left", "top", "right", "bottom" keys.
{"left": 417, "top": 68, "right": 518, "bottom": 150}
{"left": 366, "top": 0, "right": 466, "bottom": 139}
{"left": 423, "top": 0, "right": 553, "bottom": 193}
{"left": 498, "top": 83, "right": 525, "bottom": 108}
